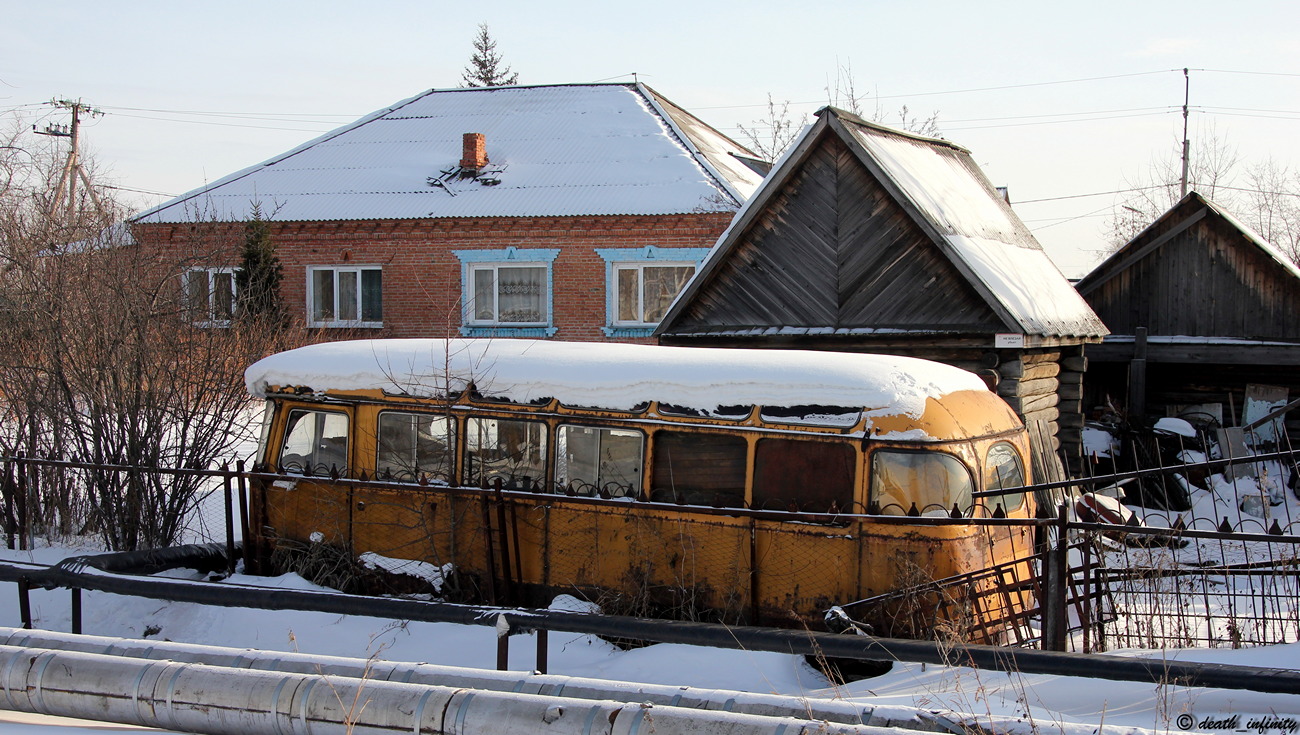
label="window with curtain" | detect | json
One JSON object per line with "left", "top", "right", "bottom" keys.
{"left": 615, "top": 264, "right": 696, "bottom": 325}
{"left": 470, "top": 264, "right": 547, "bottom": 324}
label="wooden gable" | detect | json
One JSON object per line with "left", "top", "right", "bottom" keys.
{"left": 1077, "top": 192, "right": 1300, "bottom": 341}
{"left": 667, "top": 130, "right": 1002, "bottom": 334}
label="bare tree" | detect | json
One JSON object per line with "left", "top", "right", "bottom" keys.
{"left": 737, "top": 60, "right": 941, "bottom": 164}
{"left": 0, "top": 115, "right": 291, "bottom": 550}
{"left": 1106, "top": 127, "right": 1300, "bottom": 262}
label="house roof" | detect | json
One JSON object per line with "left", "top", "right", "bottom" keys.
{"left": 1075, "top": 191, "right": 1300, "bottom": 345}
{"left": 657, "top": 108, "right": 1107, "bottom": 341}
{"left": 1077, "top": 190, "right": 1300, "bottom": 294}
{"left": 133, "top": 83, "right": 764, "bottom": 225}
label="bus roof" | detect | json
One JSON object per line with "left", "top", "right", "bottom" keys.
{"left": 245, "top": 339, "right": 1003, "bottom": 435}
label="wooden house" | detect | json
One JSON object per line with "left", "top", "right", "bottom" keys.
{"left": 655, "top": 107, "right": 1108, "bottom": 461}
{"left": 1075, "top": 191, "right": 1300, "bottom": 441}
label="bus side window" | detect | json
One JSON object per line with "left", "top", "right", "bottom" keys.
{"left": 376, "top": 411, "right": 455, "bottom": 484}
{"left": 555, "top": 425, "right": 643, "bottom": 497}
{"left": 870, "top": 450, "right": 974, "bottom": 517}
{"left": 651, "top": 431, "right": 745, "bottom": 507}
{"left": 465, "top": 417, "right": 547, "bottom": 490}
{"left": 753, "top": 438, "right": 854, "bottom": 514}
{"left": 984, "top": 442, "right": 1026, "bottom": 514}
{"left": 279, "top": 409, "right": 349, "bottom": 474}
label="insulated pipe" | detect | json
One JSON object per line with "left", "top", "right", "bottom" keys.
{"left": 0, "top": 644, "right": 906, "bottom": 735}
{"left": 0, "top": 627, "right": 928, "bottom": 730}
{"left": 6, "top": 558, "right": 1300, "bottom": 696}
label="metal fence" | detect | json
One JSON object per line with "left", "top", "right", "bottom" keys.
{"left": 1, "top": 448, "right": 1298, "bottom": 653}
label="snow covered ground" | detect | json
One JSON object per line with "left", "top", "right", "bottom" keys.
{"left": 1, "top": 541, "right": 1299, "bottom": 734}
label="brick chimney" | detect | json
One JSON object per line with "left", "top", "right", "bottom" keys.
{"left": 460, "top": 133, "right": 488, "bottom": 171}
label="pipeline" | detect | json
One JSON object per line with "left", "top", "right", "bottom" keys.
{"left": 5, "top": 556, "right": 1300, "bottom": 697}
{"left": 0, "top": 643, "right": 905, "bottom": 735}
{"left": 0, "top": 629, "right": 1175, "bottom": 735}
{"left": 0, "top": 627, "right": 941, "bottom": 731}
{"left": 9, "top": 541, "right": 1300, "bottom": 699}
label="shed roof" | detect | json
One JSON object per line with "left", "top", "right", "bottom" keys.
{"left": 133, "top": 83, "right": 764, "bottom": 224}
{"left": 1076, "top": 191, "right": 1300, "bottom": 345}
{"left": 657, "top": 108, "right": 1107, "bottom": 342}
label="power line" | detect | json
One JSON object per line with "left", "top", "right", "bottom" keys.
{"left": 109, "top": 112, "right": 334, "bottom": 133}
{"left": 694, "top": 69, "right": 1177, "bottom": 111}
{"left": 1014, "top": 184, "right": 1172, "bottom": 205}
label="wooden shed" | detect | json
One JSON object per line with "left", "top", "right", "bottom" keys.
{"left": 1075, "top": 191, "right": 1300, "bottom": 441}
{"left": 656, "top": 107, "right": 1108, "bottom": 461}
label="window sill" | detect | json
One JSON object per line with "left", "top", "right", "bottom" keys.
{"left": 309, "top": 321, "right": 385, "bottom": 329}
{"left": 460, "top": 326, "right": 558, "bottom": 338}
{"left": 602, "top": 326, "right": 657, "bottom": 338}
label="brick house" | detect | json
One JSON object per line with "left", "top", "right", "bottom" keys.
{"left": 131, "top": 83, "right": 765, "bottom": 342}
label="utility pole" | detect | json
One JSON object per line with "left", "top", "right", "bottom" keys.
{"left": 1179, "top": 68, "right": 1190, "bottom": 198}
{"left": 34, "top": 97, "right": 106, "bottom": 219}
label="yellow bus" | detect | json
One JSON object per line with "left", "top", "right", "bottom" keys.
{"left": 244, "top": 339, "right": 1036, "bottom": 637}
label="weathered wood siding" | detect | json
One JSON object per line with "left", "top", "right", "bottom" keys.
{"left": 1082, "top": 199, "right": 1300, "bottom": 340}
{"left": 672, "top": 133, "right": 1002, "bottom": 333}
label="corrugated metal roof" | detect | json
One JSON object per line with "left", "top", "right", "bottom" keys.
{"left": 835, "top": 113, "right": 1108, "bottom": 339}
{"left": 134, "top": 84, "right": 765, "bottom": 224}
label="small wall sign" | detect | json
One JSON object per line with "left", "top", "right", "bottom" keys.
{"left": 994, "top": 333, "right": 1025, "bottom": 349}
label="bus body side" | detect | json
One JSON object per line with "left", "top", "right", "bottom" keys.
{"left": 249, "top": 388, "right": 1035, "bottom": 636}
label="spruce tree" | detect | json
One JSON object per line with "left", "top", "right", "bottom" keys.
{"left": 234, "top": 203, "right": 285, "bottom": 326}
{"left": 461, "top": 23, "right": 519, "bottom": 88}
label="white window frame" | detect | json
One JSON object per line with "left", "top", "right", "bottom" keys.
{"left": 596, "top": 246, "right": 709, "bottom": 337}
{"left": 183, "top": 267, "right": 236, "bottom": 327}
{"left": 454, "top": 247, "right": 560, "bottom": 337}
{"left": 306, "top": 265, "right": 383, "bottom": 328}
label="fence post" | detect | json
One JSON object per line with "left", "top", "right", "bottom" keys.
{"left": 535, "top": 629, "right": 548, "bottom": 674}
{"left": 236, "top": 460, "right": 252, "bottom": 575}
{"left": 15, "top": 454, "right": 28, "bottom": 552}
{"left": 17, "top": 576, "right": 31, "bottom": 629}
{"left": 71, "top": 588, "right": 82, "bottom": 635}
{"left": 1, "top": 458, "right": 15, "bottom": 550}
{"left": 1040, "top": 504, "right": 1070, "bottom": 651}
{"left": 222, "top": 464, "right": 236, "bottom": 577}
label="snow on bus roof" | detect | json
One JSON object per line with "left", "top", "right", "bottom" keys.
{"left": 245, "top": 339, "right": 988, "bottom": 422}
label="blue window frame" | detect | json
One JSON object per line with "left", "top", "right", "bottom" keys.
{"left": 596, "top": 246, "right": 709, "bottom": 338}
{"left": 454, "top": 247, "right": 560, "bottom": 338}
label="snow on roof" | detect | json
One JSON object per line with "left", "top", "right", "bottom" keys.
{"left": 134, "top": 84, "right": 764, "bottom": 225}
{"left": 838, "top": 114, "right": 1108, "bottom": 338}
{"left": 1201, "top": 196, "right": 1300, "bottom": 281}
{"left": 245, "top": 339, "right": 989, "bottom": 425}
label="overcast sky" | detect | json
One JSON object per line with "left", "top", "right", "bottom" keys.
{"left": 4, "top": 0, "right": 1297, "bottom": 277}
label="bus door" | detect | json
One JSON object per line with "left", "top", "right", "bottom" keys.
{"left": 351, "top": 409, "right": 457, "bottom": 575}
{"left": 264, "top": 404, "right": 355, "bottom": 552}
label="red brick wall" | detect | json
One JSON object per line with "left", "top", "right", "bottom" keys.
{"left": 135, "top": 213, "right": 733, "bottom": 344}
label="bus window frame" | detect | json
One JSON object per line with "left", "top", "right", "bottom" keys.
{"left": 554, "top": 423, "right": 646, "bottom": 498}
{"left": 374, "top": 409, "right": 458, "bottom": 485}
{"left": 868, "top": 446, "right": 976, "bottom": 517}
{"left": 275, "top": 406, "right": 352, "bottom": 476}
{"left": 983, "top": 441, "right": 1027, "bottom": 515}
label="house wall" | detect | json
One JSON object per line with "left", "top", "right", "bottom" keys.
{"left": 135, "top": 213, "right": 733, "bottom": 343}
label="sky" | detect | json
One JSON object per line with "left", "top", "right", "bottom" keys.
{"left": 3, "top": 0, "right": 1298, "bottom": 277}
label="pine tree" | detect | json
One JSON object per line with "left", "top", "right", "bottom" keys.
{"left": 234, "top": 203, "right": 285, "bottom": 325}
{"left": 461, "top": 23, "right": 519, "bottom": 88}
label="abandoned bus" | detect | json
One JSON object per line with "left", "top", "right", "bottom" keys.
{"left": 244, "top": 339, "right": 1036, "bottom": 636}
